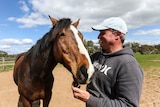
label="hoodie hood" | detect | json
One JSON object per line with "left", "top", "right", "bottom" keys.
{"left": 101, "top": 47, "right": 134, "bottom": 57}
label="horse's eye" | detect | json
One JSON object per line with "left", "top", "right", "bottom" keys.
{"left": 60, "top": 33, "right": 65, "bottom": 36}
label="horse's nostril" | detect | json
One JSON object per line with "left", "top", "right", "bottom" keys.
{"left": 79, "top": 65, "right": 88, "bottom": 79}
{"left": 72, "top": 81, "right": 80, "bottom": 88}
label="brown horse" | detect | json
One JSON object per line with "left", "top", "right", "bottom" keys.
{"left": 13, "top": 16, "right": 94, "bottom": 107}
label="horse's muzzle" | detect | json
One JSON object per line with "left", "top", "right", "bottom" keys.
{"left": 73, "top": 65, "right": 88, "bottom": 88}
{"left": 79, "top": 65, "right": 88, "bottom": 81}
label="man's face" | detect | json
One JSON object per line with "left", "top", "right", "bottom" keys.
{"left": 98, "top": 29, "right": 117, "bottom": 50}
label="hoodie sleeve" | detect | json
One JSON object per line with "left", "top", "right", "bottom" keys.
{"left": 86, "top": 60, "right": 143, "bottom": 107}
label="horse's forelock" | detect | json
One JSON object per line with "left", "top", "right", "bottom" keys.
{"left": 52, "top": 18, "right": 71, "bottom": 35}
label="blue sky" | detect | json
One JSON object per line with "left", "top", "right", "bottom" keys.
{"left": 0, "top": 0, "right": 160, "bottom": 54}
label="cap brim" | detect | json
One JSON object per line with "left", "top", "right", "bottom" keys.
{"left": 92, "top": 25, "right": 109, "bottom": 31}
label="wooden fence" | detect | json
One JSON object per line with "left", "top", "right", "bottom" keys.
{"left": 0, "top": 57, "right": 15, "bottom": 71}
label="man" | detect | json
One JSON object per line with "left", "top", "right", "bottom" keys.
{"left": 72, "top": 17, "right": 143, "bottom": 107}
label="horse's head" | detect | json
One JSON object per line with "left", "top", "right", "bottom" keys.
{"left": 49, "top": 16, "right": 94, "bottom": 87}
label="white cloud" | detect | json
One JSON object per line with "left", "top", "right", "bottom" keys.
{"left": 0, "top": 38, "right": 33, "bottom": 45}
{"left": 19, "top": 0, "right": 30, "bottom": 13}
{"left": 0, "top": 39, "right": 21, "bottom": 45}
{"left": 133, "top": 29, "right": 160, "bottom": 36}
{"left": 8, "top": 13, "right": 49, "bottom": 28}
{"left": 22, "top": 39, "right": 34, "bottom": 44}
{"left": 125, "top": 39, "right": 160, "bottom": 45}
{"left": 7, "top": 0, "right": 160, "bottom": 31}
{"left": 0, "top": 38, "right": 34, "bottom": 54}
{"left": 123, "top": 0, "right": 160, "bottom": 28}
{"left": 8, "top": 17, "right": 15, "bottom": 21}
{"left": 4, "top": 0, "right": 160, "bottom": 53}
{"left": 0, "top": 45, "right": 11, "bottom": 49}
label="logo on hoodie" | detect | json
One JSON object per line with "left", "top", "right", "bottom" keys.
{"left": 93, "top": 62, "right": 111, "bottom": 76}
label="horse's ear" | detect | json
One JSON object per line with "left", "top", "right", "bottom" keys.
{"left": 49, "top": 15, "right": 58, "bottom": 26}
{"left": 72, "top": 19, "right": 80, "bottom": 28}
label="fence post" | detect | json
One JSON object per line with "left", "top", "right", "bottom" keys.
{"left": 2, "top": 57, "right": 4, "bottom": 70}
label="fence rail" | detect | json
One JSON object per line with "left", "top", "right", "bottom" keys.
{"left": 0, "top": 57, "right": 15, "bottom": 71}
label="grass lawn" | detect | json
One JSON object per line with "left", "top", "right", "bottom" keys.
{"left": 135, "top": 53, "right": 160, "bottom": 68}
{"left": 135, "top": 53, "right": 160, "bottom": 75}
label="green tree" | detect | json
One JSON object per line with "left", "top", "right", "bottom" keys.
{"left": 0, "top": 50, "right": 8, "bottom": 57}
{"left": 139, "top": 45, "right": 157, "bottom": 54}
{"left": 155, "top": 44, "right": 160, "bottom": 53}
{"left": 132, "top": 42, "right": 141, "bottom": 53}
{"left": 83, "top": 40, "right": 100, "bottom": 55}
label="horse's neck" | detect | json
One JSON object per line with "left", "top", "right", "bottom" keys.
{"left": 28, "top": 46, "right": 57, "bottom": 71}
{"left": 40, "top": 48, "right": 57, "bottom": 68}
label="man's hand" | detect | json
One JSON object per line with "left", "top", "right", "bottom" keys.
{"left": 72, "top": 86, "right": 90, "bottom": 102}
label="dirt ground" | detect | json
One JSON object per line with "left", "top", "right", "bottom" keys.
{"left": 0, "top": 66, "right": 160, "bottom": 107}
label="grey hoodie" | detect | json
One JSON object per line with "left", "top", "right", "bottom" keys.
{"left": 86, "top": 47, "right": 143, "bottom": 107}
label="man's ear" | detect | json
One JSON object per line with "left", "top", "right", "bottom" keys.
{"left": 115, "top": 31, "right": 122, "bottom": 40}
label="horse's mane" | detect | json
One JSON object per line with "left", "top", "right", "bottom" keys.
{"left": 15, "top": 52, "right": 26, "bottom": 62}
{"left": 24, "top": 18, "right": 72, "bottom": 58}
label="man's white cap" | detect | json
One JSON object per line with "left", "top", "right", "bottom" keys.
{"left": 92, "top": 17, "right": 128, "bottom": 34}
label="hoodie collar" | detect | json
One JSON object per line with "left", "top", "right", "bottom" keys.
{"left": 101, "top": 47, "right": 134, "bottom": 57}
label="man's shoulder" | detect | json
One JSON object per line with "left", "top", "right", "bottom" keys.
{"left": 90, "top": 51, "right": 102, "bottom": 62}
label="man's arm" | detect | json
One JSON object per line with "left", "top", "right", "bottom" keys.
{"left": 72, "top": 61, "right": 143, "bottom": 107}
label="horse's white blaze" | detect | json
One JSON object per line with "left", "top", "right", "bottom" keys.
{"left": 70, "top": 25, "right": 94, "bottom": 82}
